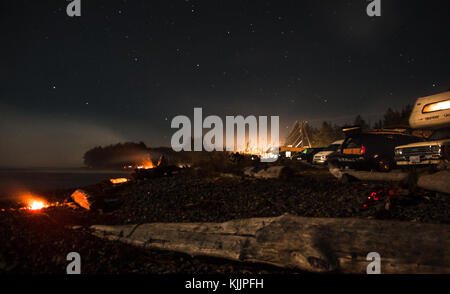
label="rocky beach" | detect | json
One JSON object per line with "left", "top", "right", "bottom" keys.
{"left": 1, "top": 162, "right": 448, "bottom": 274}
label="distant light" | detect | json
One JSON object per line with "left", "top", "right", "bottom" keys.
{"left": 110, "top": 178, "right": 129, "bottom": 184}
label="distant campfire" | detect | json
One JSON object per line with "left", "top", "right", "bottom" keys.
{"left": 25, "top": 198, "right": 48, "bottom": 211}
{"left": 136, "top": 154, "right": 156, "bottom": 169}
{"left": 18, "top": 195, "right": 61, "bottom": 212}
{"left": 7, "top": 194, "right": 78, "bottom": 213}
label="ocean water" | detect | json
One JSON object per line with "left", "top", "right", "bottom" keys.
{"left": 0, "top": 168, "right": 132, "bottom": 200}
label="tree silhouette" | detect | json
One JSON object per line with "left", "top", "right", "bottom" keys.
{"left": 83, "top": 142, "right": 149, "bottom": 168}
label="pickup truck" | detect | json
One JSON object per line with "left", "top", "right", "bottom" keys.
{"left": 394, "top": 91, "right": 450, "bottom": 169}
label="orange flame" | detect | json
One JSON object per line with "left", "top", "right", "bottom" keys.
{"left": 137, "top": 155, "right": 155, "bottom": 169}
{"left": 22, "top": 196, "right": 49, "bottom": 211}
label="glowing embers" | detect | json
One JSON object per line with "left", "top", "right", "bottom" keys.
{"left": 110, "top": 178, "right": 130, "bottom": 184}
{"left": 363, "top": 189, "right": 384, "bottom": 208}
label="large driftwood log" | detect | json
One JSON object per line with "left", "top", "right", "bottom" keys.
{"left": 417, "top": 170, "right": 450, "bottom": 194}
{"left": 90, "top": 214, "right": 450, "bottom": 273}
{"left": 329, "top": 166, "right": 450, "bottom": 194}
{"left": 328, "top": 167, "right": 409, "bottom": 182}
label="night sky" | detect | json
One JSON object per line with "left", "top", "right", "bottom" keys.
{"left": 0, "top": 0, "right": 449, "bottom": 167}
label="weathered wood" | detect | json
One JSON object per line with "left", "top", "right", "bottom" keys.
{"left": 90, "top": 214, "right": 450, "bottom": 273}
{"left": 71, "top": 189, "right": 94, "bottom": 210}
{"left": 243, "top": 166, "right": 292, "bottom": 179}
{"left": 329, "top": 165, "right": 450, "bottom": 194}
{"left": 328, "top": 166, "right": 409, "bottom": 182}
{"left": 417, "top": 170, "right": 450, "bottom": 194}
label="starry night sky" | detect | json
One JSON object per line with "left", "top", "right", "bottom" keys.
{"left": 0, "top": 0, "right": 449, "bottom": 167}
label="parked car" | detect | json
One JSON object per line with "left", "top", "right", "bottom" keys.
{"left": 312, "top": 139, "right": 344, "bottom": 164}
{"left": 294, "top": 147, "right": 325, "bottom": 163}
{"left": 395, "top": 91, "right": 450, "bottom": 169}
{"left": 328, "top": 130, "right": 422, "bottom": 172}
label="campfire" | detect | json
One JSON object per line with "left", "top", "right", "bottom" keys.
{"left": 16, "top": 195, "right": 62, "bottom": 212}
{"left": 21, "top": 195, "right": 49, "bottom": 211}
{"left": 136, "top": 155, "right": 156, "bottom": 169}
{"left": 10, "top": 194, "right": 75, "bottom": 212}
{"left": 27, "top": 200, "right": 48, "bottom": 210}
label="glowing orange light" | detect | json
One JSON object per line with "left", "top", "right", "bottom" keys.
{"left": 110, "top": 178, "right": 129, "bottom": 184}
{"left": 28, "top": 200, "right": 46, "bottom": 210}
{"left": 21, "top": 195, "right": 49, "bottom": 211}
{"left": 137, "top": 155, "right": 155, "bottom": 169}
{"left": 26, "top": 199, "right": 48, "bottom": 211}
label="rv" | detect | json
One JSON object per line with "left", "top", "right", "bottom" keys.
{"left": 394, "top": 91, "right": 450, "bottom": 168}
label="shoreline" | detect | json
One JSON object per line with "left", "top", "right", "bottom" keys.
{"left": 1, "top": 165, "right": 449, "bottom": 273}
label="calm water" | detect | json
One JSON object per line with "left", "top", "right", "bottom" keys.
{"left": 0, "top": 168, "right": 132, "bottom": 199}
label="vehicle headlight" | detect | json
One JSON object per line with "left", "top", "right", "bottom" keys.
{"left": 395, "top": 149, "right": 403, "bottom": 155}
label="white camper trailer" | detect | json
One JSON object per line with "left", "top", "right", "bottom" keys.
{"left": 394, "top": 91, "right": 450, "bottom": 167}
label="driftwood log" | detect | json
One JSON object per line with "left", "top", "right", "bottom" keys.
{"left": 243, "top": 166, "right": 293, "bottom": 179}
{"left": 417, "top": 170, "right": 450, "bottom": 194}
{"left": 329, "top": 166, "right": 450, "bottom": 194}
{"left": 90, "top": 214, "right": 450, "bottom": 273}
{"left": 328, "top": 167, "right": 409, "bottom": 182}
